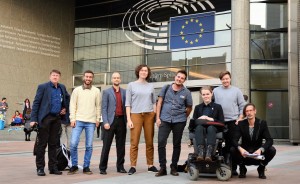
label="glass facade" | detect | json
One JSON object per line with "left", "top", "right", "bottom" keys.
{"left": 250, "top": 0, "right": 288, "bottom": 139}
{"left": 74, "top": 0, "right": 231, "bottom": 86}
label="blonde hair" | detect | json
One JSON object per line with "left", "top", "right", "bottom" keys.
{"left": 200, "top": 86, "right": 213, "bottom": 94}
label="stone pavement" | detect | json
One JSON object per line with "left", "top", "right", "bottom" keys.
{"left": 0, "top": 127, "right": 300, "bottom": 184}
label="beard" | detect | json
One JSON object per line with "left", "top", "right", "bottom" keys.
{"left": 247, "top": 115, "right": 254, "bottom": 120}
{"left": 113, "top": 82, "right": 120, "bottom": 86}
{"left": 84, "top": 80, "right": 92, "bottom": 85}
{"left": 174, "top": 81, "right": 182, "bottom": 86}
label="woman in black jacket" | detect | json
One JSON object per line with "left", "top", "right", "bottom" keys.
{"left": 23, "top": 98, "right": 32, "bottom": 141}
{"left": 192, "top": 86, "right": 224, "bottom": 161}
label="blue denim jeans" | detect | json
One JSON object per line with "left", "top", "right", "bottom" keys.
{"left": 70, "top": 121, "right": 95, "bottom": 168}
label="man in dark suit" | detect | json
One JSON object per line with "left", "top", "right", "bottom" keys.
{"left": 99, "top": 72, "right": 127, "bottom": 175}
{"left": 30, "top": 69, "right": 70, "bottom": 176}
{"left": 230, "top": 103, "right": 276, "bottom": 179}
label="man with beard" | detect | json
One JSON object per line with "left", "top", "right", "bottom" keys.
{"left": 155, "top": 70, "right": 193, "bottom": 177}
{"left": 30, "top": 69, "right": 69, "bottom": 176}
{"left": 230, "top": 103, "right": 276, "bottom": 179}
{"left": 99, "top": 72, "right": 127, "bottom": 175}
{"left": 68, "top": 70, "right": 101, "bottom": 175}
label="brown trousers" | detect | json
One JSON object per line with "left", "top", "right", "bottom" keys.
{"left": 130, "top": 112, "right": 155, "bottom": 166}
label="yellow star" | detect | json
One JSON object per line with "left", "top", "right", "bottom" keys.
{"left": 190, "top": 41, "right": 193, "bottom": 45}
{"left": 195, "top": 39, "right": 198, "bottom": 42}
{"left": 182, "top": 25, "right": 185, "bottom": 29}
{"left": 201, "top": 28, "right": 204, "bottom": 32}
{"left": 190, "top": 18, "right": 194, "bottom": 22}
{"left": 180, "top": 31, "right": 183, "bottom": 35}
{"left": 185, "top": 20, "right": 189, "bottom": 24}
{"left": 199, "top": 23, "right": 202, "bottom": 26}
{"left": 195, "top": 19, "right": 199, "bottom": 23}
{"left": 199, "top": 34, "right": 202, "bottom": 38}
{"left": 181, "top": 36, "right": 185, "bottom": 40}
{"left": 185, "top": 40, "right": 188, "bottom": 44}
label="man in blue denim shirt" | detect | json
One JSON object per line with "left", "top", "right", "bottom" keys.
{"left": 155, "top": 70, "right": 193, "bottom": 177}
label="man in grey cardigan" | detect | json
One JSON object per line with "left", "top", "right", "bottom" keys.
{"left": 213, "top": 71, "right": 246, "bottom": 176}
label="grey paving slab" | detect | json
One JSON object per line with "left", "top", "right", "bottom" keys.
{"left": 0, "top": 127, "right": 300, "bottom": 184}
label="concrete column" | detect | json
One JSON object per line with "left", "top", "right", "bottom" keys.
{"left": 231, "top": 0, "right": 250, "bottom": 96}
{"left": 288, "top": 0, "right": 300, "bottom": 144}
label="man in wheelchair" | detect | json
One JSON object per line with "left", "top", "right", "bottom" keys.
{"left": 230, "top": 103, "right": 276, "bottom": 179}
{"left": 186, "top": 86, "right": 231, "bottom": 181}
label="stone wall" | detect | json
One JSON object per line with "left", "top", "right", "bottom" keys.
{"left": 0, "top": 0, "right": 74, "bottom": 124}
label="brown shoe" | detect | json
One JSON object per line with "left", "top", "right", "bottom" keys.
{"left": 197, "top": 145, "right": 205, "bottom": 161}
{"left": 205, "top": 145, "right": 214, "bottom": 162}
{"left": 170, "top": 166, "right": 179, "bottom": 176}
{"left": 155, "top": 168, "right": 167, "bottom": 177}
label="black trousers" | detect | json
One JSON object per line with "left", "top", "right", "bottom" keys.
{"left": 230, "top": 146, "right": 276, "bottom": 167}
{"left": 224, "top": 120, "right": 238, "bottom": 170}
{"left": 96, "top": 126, "right": 100, "bottom": 138}
{"left": 99, "top": 116, "right": 126, "bottom": 171}
{"left": 157, "top": 121, "right": 186, "bottom": 169}
{"left": 35, "top": 115, "right": 61, "bottom": 170}
{"left": 224, "top": 121, "right": 237, "bottom": 152}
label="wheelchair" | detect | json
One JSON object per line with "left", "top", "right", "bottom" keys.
{"left": 186, "top": 120, "right": 232, "bottom": 181}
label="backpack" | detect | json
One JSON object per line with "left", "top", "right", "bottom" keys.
{"left": 56, "top": 144, "right": 71, "bottom": 171}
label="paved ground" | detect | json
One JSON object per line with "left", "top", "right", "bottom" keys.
{"left": 0, "top": 127, "right": 299, "bottom": 184}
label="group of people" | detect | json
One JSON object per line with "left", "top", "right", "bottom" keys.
{"left": 28, "top": 67, "right": 276, "bottom": 180}
{"left": 3, "top": 98, "right": 33, "bottom": 141}
{"left": 191, "top": 71, "right": 276, "bottom": 179}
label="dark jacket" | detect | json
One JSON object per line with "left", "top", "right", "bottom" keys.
{"left": 233, "top": 118, "right": 273, "bottom": 152}
{"left": 192, "top": 102, "right": 224, "bottom": 123}
{"left": 30, "top": 81, "right": 70, "bottom": 126}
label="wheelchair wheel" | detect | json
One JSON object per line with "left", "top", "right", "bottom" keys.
{"left": 216, "top": 164, "right": 231, "bottom": 181}
{"left": 188, "top": 165, "right": 199, "bottom": 181}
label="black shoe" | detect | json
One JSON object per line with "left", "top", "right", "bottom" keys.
{"left": 83, "top": 167, "right": 93, "bottom": 175}
{"left": 232, "top": 170, "right": 238, "bottom": 176}
{"left": 257, "top": 165, "right": 266, "bottom": 179}
{"left": 49, "top": 168, "right": 63, "bottom": 175}
{"left": 117, "top": 168, "right": 127, "bottom": 173}
{"left": 239, "top": 165, "right": 247, "bottom": 178}
{"left": 100, "top": 170, "right": 107, "bottom": 175}
{"left": 67, "top": 166, "right": 78, "bottom": 175}
{"left": 37, "top": 169, "right": 46, "bottom": 176}
{"left": 155, "top": 168, "right": 167, "bottom": 177}
{"left": 128, "top": 167, "right": 136, "bottom": 175}
{"left": 148, "top": 166, "right": 158, "bottom": 173}
{"left": 170, "top": 166, "right": 179, "bottom": 176}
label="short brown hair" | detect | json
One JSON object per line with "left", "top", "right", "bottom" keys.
{"left": 50, "top": 69, "right": 61, "bottom": 75}
{"left": 200, "top": 86, "right": 213, "bottom": 94}
{"left": 135, "top": 64, "right": 151, "bottom": 80}
{"left": 84, "top": 70, "right": 94, "bottom": 76}
{"left": 176, "top": 70, "right": 187, "bottom": 80}
{"left": 219, "top": 71, "right": 231, "bottom": 80}
{"left": 243, "top": 103, "right": 256, "bottom": 117}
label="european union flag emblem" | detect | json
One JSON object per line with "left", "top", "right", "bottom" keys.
{"left": 169, "top": 12, "right": 215, "bottom": 50}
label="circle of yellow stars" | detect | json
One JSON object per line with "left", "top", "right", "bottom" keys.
{"left": 179, "top": 18, "right": 204, "bottom": 45}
